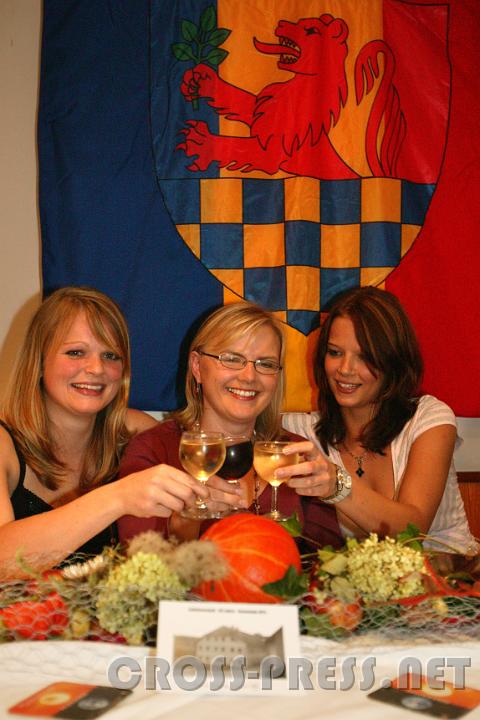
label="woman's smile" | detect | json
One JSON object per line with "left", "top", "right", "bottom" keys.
{"left": 225, "top": 386, "right": 258, "bottom": 400}
{"left": 70, "top": 382, "right": 105, "bottom": 396}
{"left": 334, "top": 380, "right": 361, "bottom": 394}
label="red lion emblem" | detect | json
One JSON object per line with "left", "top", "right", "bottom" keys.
{"left": 178, "top": 13, "right": 405, "bottom": 180}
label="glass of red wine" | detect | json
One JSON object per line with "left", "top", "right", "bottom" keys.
{"left": 215, "top": 434, "right": 253, "bottom": 516}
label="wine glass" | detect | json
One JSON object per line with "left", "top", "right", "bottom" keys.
{"left": 253, "top": 440, "right": 299, "bottom": 521}
{"left": 178, "top": 431, "right": 226, "bottom": 519}
{"left": 215, "top": 434, "right": 254, "bottom": 516}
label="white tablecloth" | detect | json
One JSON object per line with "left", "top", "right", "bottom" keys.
{"left": 1, "top": 638, "right": 479, "bottom": 720}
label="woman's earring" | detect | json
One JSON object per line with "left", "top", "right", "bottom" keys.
{"left": 194, "top": 380, "right": 202, "bottom": 397}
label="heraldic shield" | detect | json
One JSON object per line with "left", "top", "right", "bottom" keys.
{"left": 150, "top": 0, "right": 450, "bottom": 336}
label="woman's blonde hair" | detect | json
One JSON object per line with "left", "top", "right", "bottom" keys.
{"left": 173, "top": 302, "right": 285, "bottom": 439}
{"left": 1, "top": 286, "right": 131, "bottom": 491}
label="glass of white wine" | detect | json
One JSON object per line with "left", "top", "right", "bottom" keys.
{"left": 253, "top": 440, "right": 299, "bottom": 521}
{"left": 179, "top": 430, "right": 226, "bottom": 519}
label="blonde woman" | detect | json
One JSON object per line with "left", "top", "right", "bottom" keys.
{"left": 0, "top": 287, "right": 207, "bottom": 573}
{"left": 118, "top": 301, "right": 342, "bottom": 546}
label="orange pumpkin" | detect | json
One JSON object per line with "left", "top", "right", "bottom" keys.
{"left": 194, "top": 513, "right": 301, "bottom": 603}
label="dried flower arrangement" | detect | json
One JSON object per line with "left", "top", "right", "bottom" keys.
{"left": 0, "top": 532, "right": 228, "bottom": 645}
{"left": 0, "top": 519, "right": 479, "bottom": 646}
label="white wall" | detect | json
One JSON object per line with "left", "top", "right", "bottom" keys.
{"left": 0, "top": 0, "right": 42, "bottom": 399}
{"left": 0, "top": 2, "right": 477, "bottom": 469}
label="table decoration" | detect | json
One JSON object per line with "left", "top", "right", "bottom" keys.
{"left": 265, "top": 520, "right": 480, "bottom": 642}
{"left": 0, "top": 534, "right": 228, "bottom": 646}
{"left": 0, "top": 517, "right": 478, "bottom": 647}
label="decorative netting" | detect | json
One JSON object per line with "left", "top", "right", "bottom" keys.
{"left": 1, "top": 575, "right": 478, "bottom": 647}
{"left": 296, "top": 534, "right": 480, "bottom": 643}
{"left": 0, "top": 533, "right": 478, "bottom": 647}
{"left": 0, "top": 537, "right": 227, "bottom": 647}
{"left": 299, "top": 593, "right": 480, "bottom": 643}
{"left": 0, "top": 571, "right": 161, "bottom": 646}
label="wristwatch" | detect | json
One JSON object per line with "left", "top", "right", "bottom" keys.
{"left": 322, "top": 465, "right": 352, "bottom": 504}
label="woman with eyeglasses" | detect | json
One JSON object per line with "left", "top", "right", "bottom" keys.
{"left": 117, "top": 301, "right": 342, "bottom": 546}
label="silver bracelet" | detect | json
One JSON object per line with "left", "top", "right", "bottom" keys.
{"left": 322, "top": 465, "right": 352, "bottom": 504}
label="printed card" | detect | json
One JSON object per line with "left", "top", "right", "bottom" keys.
{"left": 156, "top": 600, "right": 301, "bottom": 694}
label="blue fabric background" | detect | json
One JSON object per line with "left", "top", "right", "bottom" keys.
{"left": 38, "top": 1, "right": 222, "bottom": 409}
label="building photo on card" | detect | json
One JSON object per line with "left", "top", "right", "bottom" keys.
{"left": 155, "top": 600, "right": 301, "bottom": 694}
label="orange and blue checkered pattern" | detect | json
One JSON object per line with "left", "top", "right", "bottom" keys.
{"left": 160, "top": 176, "right": 433, "bottom": 334}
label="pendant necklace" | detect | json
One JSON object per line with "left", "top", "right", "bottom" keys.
{"left": 342, "top": 445, "right": 368, "bottom": 477}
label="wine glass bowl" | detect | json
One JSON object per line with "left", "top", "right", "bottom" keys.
{"left": 215, "top": 434, "right": 254, "bottom": 517}
{"left": 217, "top": 435, "right": 253, "bottom": 480}
{"left": 179, "top": 431, "right": 226, "bottom": 519}
{"left": 253, "top": 440, "right": 299, "bottom": 521}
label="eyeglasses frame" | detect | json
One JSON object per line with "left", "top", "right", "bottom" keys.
{"left": 196, "top": 349, "right": 282, "bottom": 375}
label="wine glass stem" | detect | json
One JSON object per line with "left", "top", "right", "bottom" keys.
{"left": 228, "top": 479, "right": 240, "bottom": 509}
{"left": 195, "top": 480, "right": 209, "bottom": 510}
{"left": 271, "top": 484, "right": 279, "bottom": 515}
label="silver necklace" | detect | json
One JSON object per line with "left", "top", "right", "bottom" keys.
{"left": 342, "top": 446, "right": 368, "bottom": 477}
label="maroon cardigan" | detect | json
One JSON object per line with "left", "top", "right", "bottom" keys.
{"left": 117, "top": 420, "right": 343, "bottom": 549}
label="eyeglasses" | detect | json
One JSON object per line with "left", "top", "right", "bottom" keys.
{"left": 197, "top": 350, "right": 282, "bottom": 375}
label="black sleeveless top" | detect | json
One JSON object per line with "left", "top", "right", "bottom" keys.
{"left": 3, "top": 423, "right": 117, "bottom": 560}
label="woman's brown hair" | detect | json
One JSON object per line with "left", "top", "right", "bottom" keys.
{"left": 314, "top": 286, "right": 424, "bottom": 454}
{"left": 1, "top": 286, "right": 131, "bottom": 491}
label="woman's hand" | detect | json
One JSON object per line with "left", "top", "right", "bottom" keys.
{"left": 205, "top": 475, "right": 249, "bottom": 514}
{"left": 274, "top": 441, "right": 338, "bottom": 498}
{"left": 116, "top": 464, "right": 209, "bottom": 518}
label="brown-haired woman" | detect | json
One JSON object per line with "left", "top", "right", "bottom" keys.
{"left": 0, "top": 287, "right": 207, "bottom": 574}
{"left": 117, "top": 301, "right": 342, "bottom": 546}
{"left": 280, "top": 286, "right": 477, "bottom": 553}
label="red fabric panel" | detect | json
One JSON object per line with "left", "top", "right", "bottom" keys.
{"left": 385, "top": 0, "right": 480, "bottom": 417}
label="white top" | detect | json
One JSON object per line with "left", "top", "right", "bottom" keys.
{"left": 282, "top": 395, "right": 478, "bottom": 554}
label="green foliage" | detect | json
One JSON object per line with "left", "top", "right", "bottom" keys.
{"left": 357, "top": 603, "right": 400, "bottom": 632}
{"left": 262, "top": 565, "right": 309, "bottom": 601}
{"left": 200, "top": 5, "right": 216, "bottom": 34}
{"left": 172, "top": 43, "right": 195, "bottom": 62}
{"left": 300, "top": 608, "right": 349, "bottom": 640}
{"left": 281, "top": 512, "right": 303, "bottom": 538}
{"left": 181, "top": 20, "right": 198, "bottom": 42}
{"left": 320, "top": 553, "right": 348, "bottom": 576}
{"left": 396, "top": 523, "right": 424, "bottom": 552}
{"left": 205, "top": 48, "right": 229, "bottom": 67}
{"left": 171, "top": 5, "right": 230, "bottom": 70}
{"left": 208, "top": 28, "right": 231, "bottom": 47}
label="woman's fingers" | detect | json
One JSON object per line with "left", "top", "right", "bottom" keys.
{"left": 207, "top": 475, "right": 249, "bottom": 508}
{"left": 149, "top": 490, "right": 188, "bottom": 516}
{"left": 282, "top": 440, "right": 316, "bottom": 457}
{"left": 123, "top": 464, "right": 210, "bottom": 517}
{"left": 275, "top": 458, "right": 324, "bottom": 481}
{"left": 274, "top": 450, "right": 337, "bottom": 498}
{"left": 156, "top": 465, "right": 209, "bottom": 498}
